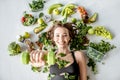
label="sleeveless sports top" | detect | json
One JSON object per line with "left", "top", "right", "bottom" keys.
{"left": 50, "top": 51, "right": 80, "bottom": 80}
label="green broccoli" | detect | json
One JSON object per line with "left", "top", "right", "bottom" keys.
{"left": 8, "top": 42, "right": 21, "bottom": 56}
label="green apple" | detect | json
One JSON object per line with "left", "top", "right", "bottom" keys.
{"left": 37, "top": 18, "right": 44, "bottom": 25}
{"left": 53, "top": 9, "right": 60, "bottom": 15}
{"left": 88, "top": 28, "right": 94, "bottom": 35}
{"left": 21, "top": 51, "right": 30, "bottom": 64}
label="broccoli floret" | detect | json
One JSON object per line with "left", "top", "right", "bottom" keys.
{"left": 8, "top": 42, "right": 21, "bottom": 56}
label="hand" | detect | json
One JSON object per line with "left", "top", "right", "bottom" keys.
{"left": 30, "top": 50, "right": 45, "bottom": 67}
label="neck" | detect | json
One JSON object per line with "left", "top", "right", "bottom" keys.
{"left": 57, "top": 47, "right": 70, "bottom": 54}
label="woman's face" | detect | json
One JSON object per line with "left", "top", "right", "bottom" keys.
{"left": 53, "top": 27, "right": 70, "bottom": 48}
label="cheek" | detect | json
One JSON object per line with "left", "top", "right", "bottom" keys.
{"left": 65, "top": 37, "right": 70, "bottom": 42}
{"left": 53, "top": 36, "right": 57, "bottom": 42}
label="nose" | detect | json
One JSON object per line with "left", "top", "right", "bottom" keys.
{"left": 59, "top": 36, "right": 64, "bottom": 42}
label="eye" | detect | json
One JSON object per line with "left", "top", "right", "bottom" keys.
{"left": 63, "top": 34, "right": 68, "bottom": 37}
{"left": 56, "top": 35, "right": 59, "bottom": 37}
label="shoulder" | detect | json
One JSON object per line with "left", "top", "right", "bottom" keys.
{"left": 74, "top": 50, "right": 86, "bottom": 63}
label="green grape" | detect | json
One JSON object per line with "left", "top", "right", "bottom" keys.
{"left": 94, "top": 26, "right": 113, "bottom": 39}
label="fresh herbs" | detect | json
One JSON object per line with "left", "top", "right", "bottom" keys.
{"left": 87, "top": 47, "right": 104, "bottom": 62}
{"left": 89, "top": 40, "right": 116, "bottom": 53}
{"left": 38, "top": 32, "right": 52, "bottom": 49}
{"left": 55, "top": 53, "right": 70, "bottom": 69}
{"left": 87, "top": 58, "right": 97, "bottom": 74}
{"left": 87, "top": 40, "right": 116, "bottom": 62}
{"left": 70, "top": 20, "right": 91, "bottom": 50}
{"left": 58, "top": 53, "right": 66, "bottom": 57}
{"left": 62, "top": 72, "right": 76, "bottom": 80}
{"left": 31, "top": 66, "right": 41, "bottom": 72}
{"left": 56, "top": 58, "right": 70, "bottom": 69}
{"left": 48, "top": 73, "right": 56, "bottom": 80}
{"left": 39, "top": 12, "right": 44, "bottom": 18}
{"left": 29, "top": 0, "right": 45, "bottom": 12}
{"left": 42, "top": 66, "right": 49, "bottom": 73}
{"left": 87, "top": 40, "right": 116, "bottom": 75}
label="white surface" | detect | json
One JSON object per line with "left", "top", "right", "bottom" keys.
{"left": 0, "top": 0, "right": 120, "bottom": 80}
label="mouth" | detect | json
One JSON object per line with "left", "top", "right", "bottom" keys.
{"left": 58, "top": 42, "right": 65, "bottom": 45}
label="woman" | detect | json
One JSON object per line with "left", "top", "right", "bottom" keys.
{"left": 30, "top": 21, "right": 87, "bottom": 80}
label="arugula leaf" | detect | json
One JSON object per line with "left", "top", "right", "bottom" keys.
{"left": 58, "top": 53, "right": 66, "bottom": 57}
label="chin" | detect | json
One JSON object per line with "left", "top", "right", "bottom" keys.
{"left": 57, "top": 44, "right": 67, "bottom": 48}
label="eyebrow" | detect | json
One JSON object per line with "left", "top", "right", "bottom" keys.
{"left": 55, "top": 33, "right": 67, "bottom": 35}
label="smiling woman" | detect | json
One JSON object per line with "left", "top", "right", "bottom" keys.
{"left": 1, "top": 0, "right": 120, "bottom": 80}
{"left": 30, "top": 21, "right": 87, "bottom": 80}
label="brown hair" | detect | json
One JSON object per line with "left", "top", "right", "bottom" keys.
{"left": 47, "top": 21, "right": 76, "bottom": 46}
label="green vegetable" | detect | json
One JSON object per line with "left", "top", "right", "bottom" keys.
{"left": 62, "top": 72, "right": 76, "bottom": 80}
{"left": 69, "top": 75, "right": 76, "bottom": 79}
{"left": 56, "top": 58, "right": 70, "bottom": 69}
{"left": 58, "top": 53, "right": 66, "bottom": 57}
{"left": 48, "top": 73, "right": 56, "bottom": 80}
{"left": 87, "top": 58, "right": 97, "bottom": 74}
{"left": 62, "top": 17, "right": 67, "bottom": 24}
{"left": 29, "top": 0, "right": 45, "bottom": 12}
{"left": 33, "top": 26, "right": 46, "bottom": 34}
{"left": 21, "top": 13, "right": 35, "bottom": 26}
{"left": 42, "top": 66, "right": 49, "bottom": 73}
{"left": 21, "top": 51, "right": 30, "bottom": 64}
{"left": 89, "top": 40, "right": 116, "bottom": 53}
{"left": 61, "top": 4, "right": 76, "bottom": 18}
{"left": 37, "top": 18, "right": 45, "bottom": 25}
{"left": 39, "top": 12, "right": 44, "bottom": 18}
{"left": 70, "top": 20, "right": 91, "bottom": 50}
{"left": 31, "top": 66, "right": 41, "bottom": 72}
{"left": 38, "top": 32, "right": 52, "bottom": 48}
{"left": 48, "top": 3, "right": 63, "bottom": 14}
{"left": 87, "top": 47, "right": 104, "bottom": 62}
{"left": 8, "top": 42, "right": 21, "bottom": 56}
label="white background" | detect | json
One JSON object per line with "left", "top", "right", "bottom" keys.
{"left": 0, "top": 0, "right": 120, "bottom": 80}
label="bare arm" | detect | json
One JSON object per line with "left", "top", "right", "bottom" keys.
{"left": 75, "top": 51, "right": 87, "bottom": 80}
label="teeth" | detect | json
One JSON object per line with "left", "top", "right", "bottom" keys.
{"left": 59, "top": 42, "right": 64, "bottom": 45}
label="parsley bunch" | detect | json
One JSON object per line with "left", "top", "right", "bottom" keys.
{"left": 70, "top": 20, "right": 91, "bottom": 50}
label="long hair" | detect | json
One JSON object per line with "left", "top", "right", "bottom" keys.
{"left": 47, "top": 21, "right": 76, "bottom": 46}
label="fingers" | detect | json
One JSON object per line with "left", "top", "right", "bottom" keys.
{"left": 36, "top": 51, "right": 41, "bottom": 63}
{"left": 30, "top": 50, "right": 44, "bottom": 62}
{"left": 30, "top": 50, "right": 35, "bottom": 63}
{"left": 30, "top": 50, "right": 40, "bottom": 63}
{"left": 30, "top": 50, "right": 45, "bottom": 67}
